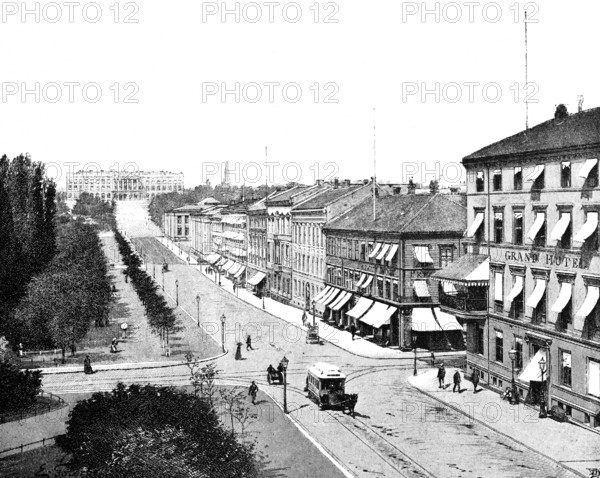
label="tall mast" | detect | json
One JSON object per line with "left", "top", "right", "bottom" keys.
{"left": 525, "top": 9, "right": 529, "bottom": 130}
{"left": 373, "top": 107, "right": 377, "bottom": 221}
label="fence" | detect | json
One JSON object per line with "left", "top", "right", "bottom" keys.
{"left": 0, "top": 435, "right": 60, "bottom": 459}
{"left": 0, "top": 391, "right": 67, "bottom": 424}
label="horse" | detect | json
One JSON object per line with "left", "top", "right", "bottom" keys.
{"left": 340, "top": 393, "right": 358, "bottom": 418}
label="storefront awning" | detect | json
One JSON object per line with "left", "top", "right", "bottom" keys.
{"left": 247, "top": 271, "right": 266, "bottom": 286}
{"left": 361, "top": 275, "right": 373, "bottom": 289}
{"left": 411, "top": 307, "right": 461, "bottom": 332}
{"left": 466, "top": 213, "right": 484, "bottom": 238}
{"left": 518, "top": 349, "right": 546, "bottom": 383}
{"left": 431, "top": 254, "right": 489, "bottom": 286}
{"left": 234, "top": 265, "right": 246, "bottom": 278}
{"left": 318, "top": 287, "right": 337, "bottom": 305}
{"left": 376, "top": 244, "right": 390, "bottom": 261}
{"left": 208, "top": 254, "right": 220, "bottom": 265}
{"left": 355, "top": 274, "right": 366, "bottom": 288}
{"left": 575, "top": 286, "right": 599, "bottom": 330}
{"left": 328, "top": 290, "right": 347, "bottom": 309}
{"left": 314, "top": 286, "right": 332, "bottom": 302}
{"left": 527, "top": 212, "right": 545, "bottom": 241}
{"left": 574, "top": 212, "right": 598, "bottom": 244}
{"left": 368, "top": 243, "right": 382, "bottom": 258}
{"left": 332, "top": 292, "right": 353, "bottom": 311}
{"left": 222, "top": 260, "right": 235, "bottom": 272}
{"left": 228, "top": 263, "right": 241, "bottom": 275}
{"left": 216, "top": 257, "right": 228, "bottom": 267}
{"left": 359, "top": 301, "right": 395, "bottom": 329}
{"left": 551, "top": 282, "right": 572, "bottom": 313}
{"left": 347, "top": 297, "right": 373, "bottom": 319}
{"left": 414, "top": 246, "right": 433, "bottom": 264}
{"left": 579, "top": 158, "right": 598, "bottom": 179}
{"left": 550, "top": 213, "right": 571, "bottom": 242}
{"left": 526, "top": 278, "right": 546, "bottom": 309}
{"left": 322, "top": 289, "right": 341, "bottom": 306}
{"left": 414, "top": 280, "right": 431, "bottom": 298}
{"left": 386, "top": 244, "right": 398, "bottom": 262}
{"left": 505, "top": 276, "right": 524, "bottom": 303}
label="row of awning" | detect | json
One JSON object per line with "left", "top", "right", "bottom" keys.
{"left": 247, "top": 271, "right": 266, "bottom": 286}
{"left": 368, "top": 243, "right": 399, "bottom": 262}
{"left": 467, "top": 210, "right": 599, "bottom": 244}
{"left": 214, "top": 231, "right": 245, "bottom": 240}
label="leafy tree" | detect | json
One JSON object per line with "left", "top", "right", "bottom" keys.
{"left": 58, "top": 383, "right": 259, "bottom": 477}
{"left": 429, "top": 179, "right": 439, "bottom": 195}
{"left": 407, "top": 177, "right": 416, "bottom": 194}
{"left": 0, "top": 358, "right": 42, "bottom": 413}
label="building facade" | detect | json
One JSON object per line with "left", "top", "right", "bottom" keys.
{"left": 247, "top": 198, "right": 269, "bottom": 297}
{"left": 165, "top": 198, "right": 221, "bottom": 242}
{"left": 66, "top": 170, "right": 184, "bottom": 201}
{"left": 291, "top": 181, "right": 372, "bottom": 314}
{"left": 323, "top": 192, "right": 467, "bottom": 349}
{"left": 438, "top": 105, "right": 600, "bottom": 427}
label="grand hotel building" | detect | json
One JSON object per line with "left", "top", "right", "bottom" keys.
{"left": 435, "top": 106, "right": 600, "bottom": 428}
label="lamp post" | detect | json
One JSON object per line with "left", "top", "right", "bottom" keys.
{"left": 161, "top": 268, "right": 165, "bottom": 291}
{"left": 412, "top": 333, "right": 418, "bottom": 376}
{"left": 195, "top": 294, "right": 201, "bottom": 327}
{"left": 220, "top": 314, "right": 226, "bottom": 353}
{"left": 175, "top": 280, "right": 179, "bottom": 306}
{"left": 539, "top": 356, "right": 547, "bottom": 418}
{"left": 312, "top": 300, "right": 316, "bottom": 326}
{"left": 508, "top": 348, "right": 519, "bottom": 404}
{"left": 281, "top": 355, "right": 289, "bottom": 414}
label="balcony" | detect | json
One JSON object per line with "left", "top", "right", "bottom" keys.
{"left": 440, "top": 293, "right": 487, "bottom": 317}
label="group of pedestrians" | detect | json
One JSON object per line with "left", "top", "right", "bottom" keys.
{"left": 235, "top": 335, "right": 255, "bottom": 360}
{"left": 436, "top": 363, "right": 480, "bottom": 393}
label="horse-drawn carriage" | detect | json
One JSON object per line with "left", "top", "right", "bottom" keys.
{"left": 306, "top": 324, "right": 320, "bottom": 344}
{"left": 266, "top": 364, "right": 284, "bottom": 385}
{"left": 305, "top": 363, "right": 358, "bottom": 417}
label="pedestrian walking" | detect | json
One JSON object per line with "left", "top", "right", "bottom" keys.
{"left": 472, "top": 369, "right": 480, "bottom": 393}
{"left": 83, "top": 355, "right": 94, "bottom": 374}
{"left": 248, "top": 381, "right": 258, "bottom": 405}
{"left": 350, "top": 324, "right": 357, "bottom": 340}
{"left": 235, "top": 342, "right": 243, "bottom": 360}
{"left": 453, "top": 370, "right": 461, "bottom": 392}
{"left": 430, "top": 352, "right": 435, "bottom": 366}
{"left": 437, "top": 363, "right": 446, "bottom": 388}
{"left": 246, "top": 335, "right": 254, "bottom": 351}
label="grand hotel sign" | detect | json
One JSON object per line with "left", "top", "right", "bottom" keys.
{"left": 490, "top": 247, "right": 591, "bottom": 270}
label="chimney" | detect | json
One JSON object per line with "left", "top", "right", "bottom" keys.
{"left": 554, "top": 104, "right": 568, "bottom": 120}
{"left": 578, "top": 95, "right": 584, "bottom": 113}
{"left": 344, "top": 179, "right": 351, "bottom": 187}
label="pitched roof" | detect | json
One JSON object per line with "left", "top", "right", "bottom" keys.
{"left": 325, "top": 194, "right": 466, "bottom": 235}
{"left": 464, "top": 107, "right": 600, "bottom": 162}
{"left": 294, "top": 185, "right": 365, "bottom": 210}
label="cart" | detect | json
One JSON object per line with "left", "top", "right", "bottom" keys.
{"left": 306, "top": 324, "right": 320, "bottom": 344}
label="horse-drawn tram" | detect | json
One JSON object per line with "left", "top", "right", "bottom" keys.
{"left": 305, "top": 363, "right": 357, "bottom": 416}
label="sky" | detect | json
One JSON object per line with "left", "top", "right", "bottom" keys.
{"left": 1, "top": 1, "right": 598, "bottom": 189}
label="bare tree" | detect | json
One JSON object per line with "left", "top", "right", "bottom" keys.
{"left": 218, "top": 387, "right": 252, "bottom": 436}
{"left": 185, "top": 353, "right": 218, "bottom": 407}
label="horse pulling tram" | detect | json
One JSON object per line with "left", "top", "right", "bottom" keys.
{"left": 304, "top": 363, "right": 358, "bottom": 417}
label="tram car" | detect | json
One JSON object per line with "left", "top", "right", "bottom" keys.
{"left": 305, "top": 363, "right": 358, "bottom": 416}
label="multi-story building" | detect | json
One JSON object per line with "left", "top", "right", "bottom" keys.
{"left": 322, "top": 192, "right": 467, "bottom": 349}
{"left": 291, "top": 180, "right": 372, "bottom": 314}
{"left": 435, "top": 105, "right": 600, "bottom": 427}
{"left": 216, "top": 202, "right": 251, "bottom": 284}
{"left": 190, "top": 201, "right": 226, "bottom": 260}
{"left": 165, "top": 198, "right": 220, "bottom": 242}
{"left": 247, "top": 197, "right": 269, "bottom": 297}
{"left": 66, "top": 170, "right": 184, "bottom": 201}
{"left": 266, "top": 184, "right": 329, "bottom": 304}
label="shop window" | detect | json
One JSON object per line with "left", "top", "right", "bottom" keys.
{"left": 561, "top": 161, "right": 571, "bottom": 188}
{"left": 560, "top": 350, "right": 572, "bottom": 387}
{"left": 495, "top": 330, "right": 503, "bottom": 363}
{"left": 494, "top": 212, "right": 504, "bottom": 244}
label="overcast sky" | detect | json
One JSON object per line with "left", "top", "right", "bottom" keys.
{"left": 1, "top": 1, "right": 598, "bottom": 189}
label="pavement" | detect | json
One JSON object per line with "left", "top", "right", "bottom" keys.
{"left": 156, "top": 235, "right": 464, "bottom": 362}
{"left": 409, "top": 368, "right": 600, "bottom": 478}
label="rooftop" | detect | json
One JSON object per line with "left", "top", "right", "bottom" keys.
{"left": 325, "top": 194, "right": 466, "bottom": 235}
{"left": 464, "top": 106, "right": 600, "bottom": 162}
{"left": 294, "top": 184, "right": 366, "bottom": 210}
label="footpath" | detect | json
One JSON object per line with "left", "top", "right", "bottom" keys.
{"left": 410, "top": 368, "right": 600, "bottom": 478}
{"left": 156, "top": 236, "right": 464, "bottom": 361}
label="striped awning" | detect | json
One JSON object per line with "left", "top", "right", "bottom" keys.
{"left": 247, "top": 271, "right": 266, "bottom": 286}
{"left": 332, "top": 292, "right": 353, "bottom": 311}
{"left": 431, "top": 254, "right": 489, "bottom": 286}
{"left": 322, "top": 288, "right": 341, "bottom": 306}
{"left": 314, "top": 286, "right": 332, "bottom": 302}
{"left": 234, "top": 265, "right": 246, "bottom": 278}
{"left": 347, "top": 297, "right": 373, "bottom": 319}
{"left": 414, "top": 280, "right": 431, "bottom": 298}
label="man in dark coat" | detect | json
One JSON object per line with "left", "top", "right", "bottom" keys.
{"left": 246, "top": 335, "right": 254, "bottom": 351}
{"left": 453, "top": 370, "right": 462, "bottom": 392}
{"left": 248, "top": 381, "right": 258, "bottom": 405}
{"left": 437, "top": 363, "right": 446, "bottom": 388}
{"left": 472, "top": 369, "right": 480, "bottom": 392}
{"left": 350, "top": 324, "right": 357, "bottom": 340}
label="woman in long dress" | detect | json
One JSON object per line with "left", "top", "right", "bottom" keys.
{"left": 83, "top": 355, "right": 94, "bottom": 374}
{"left": 235, "top": 342, "right": 242, "bottom": 360}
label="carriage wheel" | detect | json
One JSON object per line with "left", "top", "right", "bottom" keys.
{"left": 267, "top": 375, "right": 272, "bottom": 385}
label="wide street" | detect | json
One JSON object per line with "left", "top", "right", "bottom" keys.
{"left": 40, "top": 201, "right": 583, "bottom": 478}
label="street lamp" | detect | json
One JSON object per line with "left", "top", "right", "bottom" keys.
{"left": 220, "top": 314, "right": 226, "bottom": 353}
{"left": 508, "top": 348, "right": 519, "bottom": 405}
{"left": 281, "top": 355, "right": 289, "bottom": 414}
{"left": 539, "top": 356, "right": 547, "bottom": 418}
{"left": 195, "top": 294, "right": 201, "bottom": 327}
{"left": 175, "top": 279, "right": 179, "bottom": 306}
{"left": 412, "top": 333, "right": 418, "bottom": 376}
{"left": 312, "top": 300, "right": 316, "bottom": 326}
{"left": 161, "top": 267, "right": 165, "bottom": 291}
